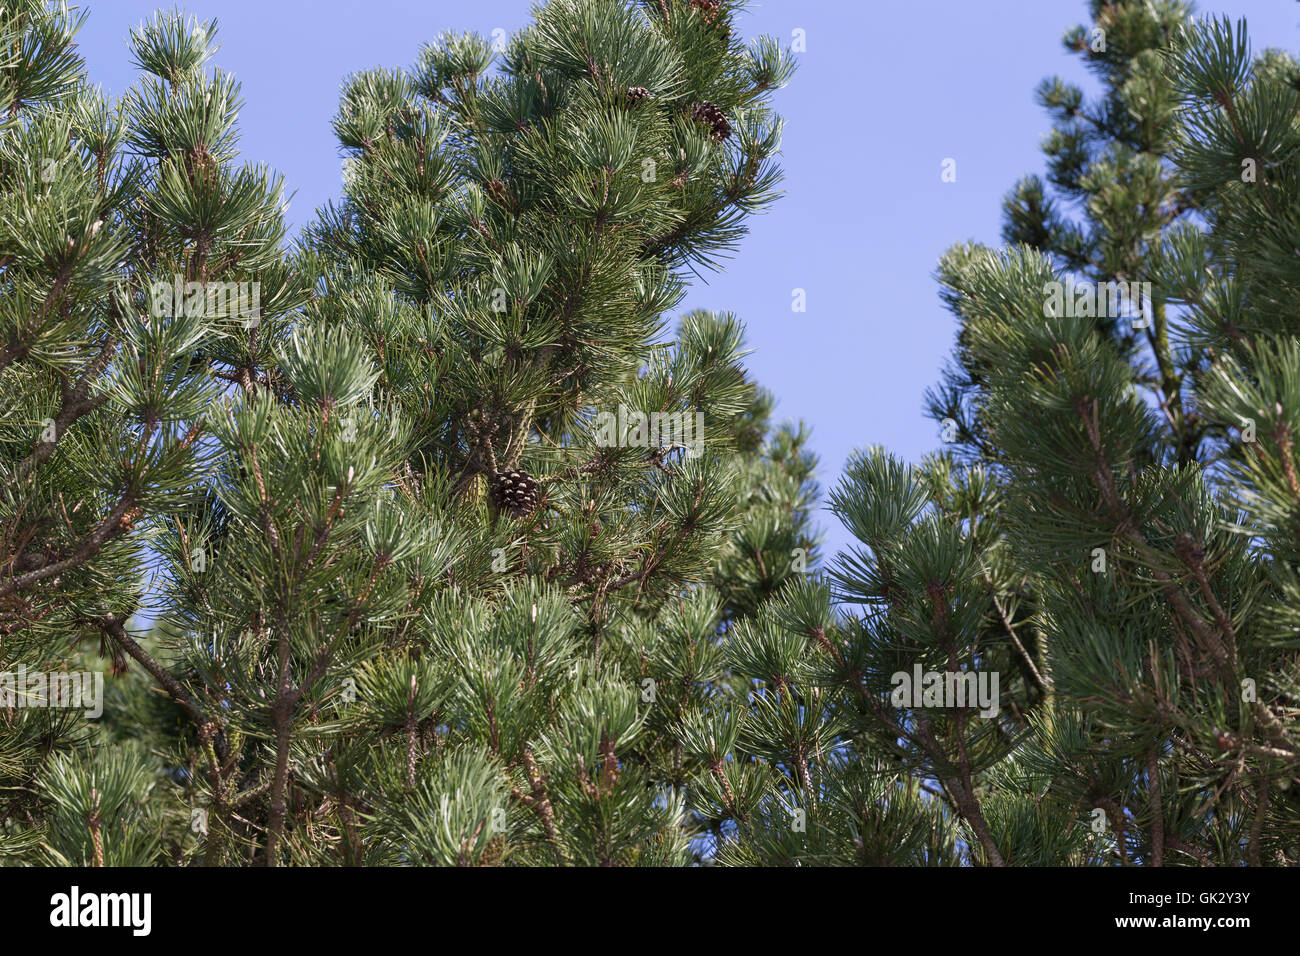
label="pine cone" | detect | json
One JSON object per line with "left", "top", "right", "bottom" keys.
{"left": 626, "top": 86, "right": 650, "bottom": 106}
{"left": 118, "top": 506, "right": 142, "bottom": 533}
{"left": 485, "top": 178, "right": 514, "bottom": 210}
{"left": 690, "top": 101, "right": 731, "bottom": 142}
{"left": 491, "top": 469, "right": 539, "bottom": 517}
{"left": 690, "top": 0, "right": 722, "bottom": 22}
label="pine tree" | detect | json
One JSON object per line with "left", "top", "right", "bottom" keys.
{"left": 4, "top": 0, "right": 812, "bottom": 867}
{"left": 0, "top": 2, "right": 290, "bottom": 863}
{"left": 13, "top": 0, "right": 1292, "bottom": 872}
{"left": 935, "top": 0, "right": 1204, "bottom": 467}
{"left": 733, "top": 3, "right": 1300, "bottom": 866}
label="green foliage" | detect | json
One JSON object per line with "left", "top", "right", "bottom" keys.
{"left": 833, "top": 2, "right": 1300, "bottom": 867}
{"left": 1, "top": 0, "right": 827, "bottom": 867}
{"left": 11, "top": 0, "right": 1292, "bottom": 870}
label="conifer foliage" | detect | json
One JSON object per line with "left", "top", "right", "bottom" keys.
{"left": 778, "top": 1, "right": 1300, "bottom": 865}
{"left": 1, "top": 0, "right": 817, "bottom": 866}
{"left": 4, "top": 0, "right": 1297, "bottom": 870}
{"left": 1, "top": 1, "right": 294, "bottom": 864}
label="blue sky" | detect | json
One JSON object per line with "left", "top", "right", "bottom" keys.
{"left": 73, "top": 0, "right": 1300, "bottom": 560}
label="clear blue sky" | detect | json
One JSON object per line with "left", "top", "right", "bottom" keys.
{"left": 73, "top": 0, "right": 1299, "bottom": 560}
